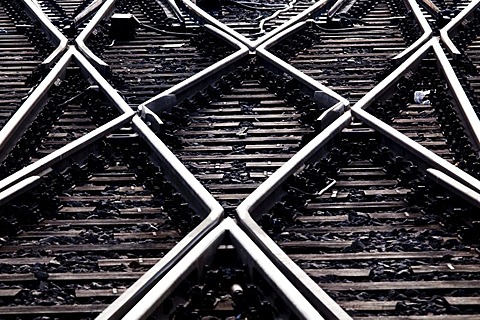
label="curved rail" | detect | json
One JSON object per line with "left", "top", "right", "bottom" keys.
{"left": 23, "top": 0, "right": 68, "bottom": 68}
{"left": 75, "top": 0, "right": 115, "bottom": 74}
{"left": 122, "top": 217, "right": 324, "bottom": 320}
{"left": 440, "top": 0, "right": 480, "bottom": 57}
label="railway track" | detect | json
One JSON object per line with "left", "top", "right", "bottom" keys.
{"left": 417, "top": 0, "right": 471, "bottom": 30}
{"left": 449, "top": 5, "right": 480, "bottom": 119}
{"left": 0, "top": 130, "right": 203, "bottom": 318}
{"left": 0, "top": 0, "right": 480, "bottom": 319}
{"left": 271, "top": 0, "right": 422, "bottom": 104}
{"left": 0, "top": 0, "right": 54, "bottom": 130}
{"left": 85, "top": 0, "right": 235, "bottom": 107}
{"left": 369, "top": 58, "right": 479, "bottom": 176}
{"left": 255, "top": 124, "right": 480, "bottom": 319}
{"left": 196, "top": 0, "right": 327, "bottom": 41}
{"left": 0, "top": 66, "right": 121, "bottom": 179}
{"left": 161, "top": 60, "right": 324, "bottom": 214}
{"left": 33, "top": 0, "right": 100, "bottom": 36}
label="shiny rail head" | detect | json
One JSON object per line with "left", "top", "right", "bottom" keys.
{"left": 94, "top": 117, "right": 225, "bottom": 319}
{"left": 426, "top": 168, "right": 480, "bottom": 209}
{"left": 440, "top": 0, "right": 480, "bottom": 57}
{"left": 180, "top": 0, "right": 251, "bottom": 47}
{"left": 256, "top": 0, "right": 431, "bottom": 107}
{"left": 259, "top": 0, "right": 431, "bottom": 65}
{"left": 132, "top": 116, "right": 223, "bottom": 219}
{"left": 0, "top": 112, "right": 222, "bottom": 221}
{"left": 348, "top": 35, "right": 480, "bottom": 190}
{"left": 256, "top": 32, "right": 348, "bottom": 109}
{"left": 116, "top": 217, "right": 325, "bottom": 320}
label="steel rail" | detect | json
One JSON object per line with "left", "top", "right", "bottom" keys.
{"left": 352, "top": 38, "right": 434, "bottom": 111}
{"left": 132, "top": 116, "right": 223, "bottom": 219}
{"left": 237, "top": 112, "right": 353, "bottom": 320}
{"left": 0, "top": 46, "right": 133, "bottom": 163}
{"left": 0, "top": 115, "right": 224, "bottom": 320}
{"left": 95, "top": 115, "right": 224, "bottom": 320}
{"left": 76, "top": 0, "right": 247, "bottom": 75}
{"left": 76, "top": 0, "right": 115, "bottom": 74}
{"left": 257, "top": 19, "right": 348, "bottom": 108}
{"left": 138, "top": 24, "right": 249, "bottom": 119}
{"left": 256, "top": 0, "right": 431, "bottom": 66}
{"left": 432, "top": 38, "right": 480, "bottom": 154}
{"left": 179, "top": 0, "right": 332, "bottom": 50}
{"left": 139, "top": 31, "right": 347, "bottom": 133}
{"left": 427, "top": 168, "right": 480, "bottom": 209}
{"left": 177, "top": 0, "right": 249, "bottom": 46}
{"left": 121, "top": 217, "right": 324, "bottom": 320}
{"left": 23, "top": 0, "right": 68, "bottom": 68}
{"left": 352, "top": 107, "right": 480, "bottom": 195}
{"left": 237, "top": 108, "right": 480, "bottom": 319}
{"left": 440, "top": 0, "right": 480, "bottom": 57}
{"left": 257, "top": 0, "right": 297, "bottom": 34}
